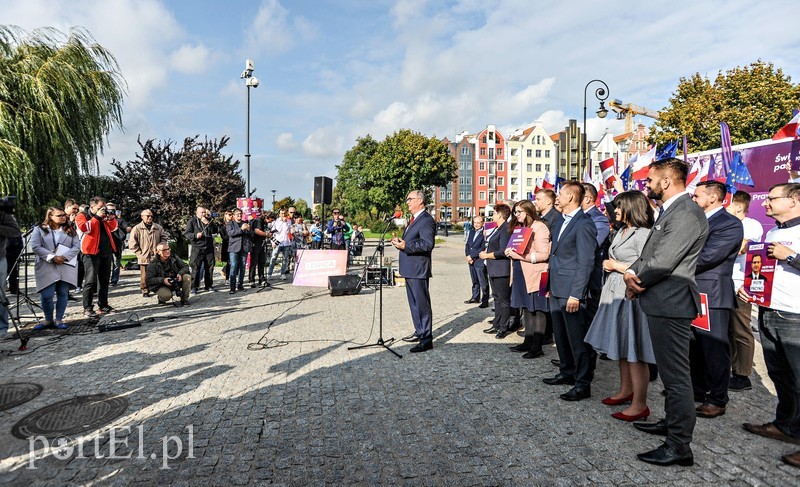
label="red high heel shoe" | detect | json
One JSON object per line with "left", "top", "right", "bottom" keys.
{"left": 612, "top": 407, "right": 650, "bottom": 422}
{"left": 601, "top": 394, "right": 633, "bottom": 406}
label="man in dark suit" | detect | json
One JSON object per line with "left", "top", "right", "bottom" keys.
{"left": 625, "top": 157, "right": 709, "bottom": 467}
{"left": 479, "top": 204, "right": 513, "bottom": 338}
{"left": 464, "top": 215, "right": 489, "bottom": 308}
{"left": 689, "top": 180, "right": 744, "bottom": 419}
{"left": 392, "top": 190, "right": 437, "bottom": 353}
{"left": 580, "top": 183, "right": 611, "bottom": 324}
{"left": 543, "top": 182, "right": 598, "bottom": 401}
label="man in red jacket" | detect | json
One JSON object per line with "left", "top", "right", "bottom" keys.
{"left": 75, "top": 197, "right": 118, "bottom": 317}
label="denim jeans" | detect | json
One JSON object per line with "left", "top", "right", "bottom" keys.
{"left": 39, "top": 280, "right": 71, "bottom": 323}
{"left": 759, "top": 307, "right": 800, "bottom": 439}
{"left": 0, "top": 257, "right": 8, "bottom": 336}
{"left": 268, "top": 245, "right": 289, "bottom": 277}
{"left": 229, "top": 252, "right": 246, "bottom": 290}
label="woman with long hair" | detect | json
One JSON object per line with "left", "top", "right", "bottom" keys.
{"left": 585, "top": 191, "right": 655, "bottom": 421}
{"left": 31, "top": 207, "right": 81, "bottom": 329}
{"left": 504, "top": 200, "right": 551, "bottom": 358}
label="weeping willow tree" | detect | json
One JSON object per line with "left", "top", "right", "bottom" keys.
{"left": 0, "top": 25, "right": 126, "bottom": 221}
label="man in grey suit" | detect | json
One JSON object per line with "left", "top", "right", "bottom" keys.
{"left": 624, "top": 157, "right": 709, "bottom": 466}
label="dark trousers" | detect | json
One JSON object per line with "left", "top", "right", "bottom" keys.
{"left": 647, "top": 315, "right": 696, "bottom": 449}
{"left": 586, "top": 286, "right": 602, "bottom": 325}
{"left": 190, "top": 250, "right": 214, "bottom": 290}
{"left": 468, "top": 263, "right": 489, "bottom": 304}
{"left": 490, "top": 275, "right": 511, "bottom": 331}
{"left": 77, "top": 252, "right": 85, "bottom": 288}
{"left": 550, "top": 296, "right": 595, "bottom": 388}
{"left": 406, "top": 278, "right": 432, "bottom": 345}
{"left": 110, "top": 248, "right": 123, "bottom": 284}
{"left": 248, "top": 243, "right": 267, "bottom": 283}
{"left": 759, "top": 307, "right": 800, "bottom": 438}
{"left": 82, "top": 253, "right": 112, "bottom": 311}
{"left": 729, "top": 301, "right": 755, "bottom": 377}
{"left": 690, "top": 308, "right": 731, "bottom": 407}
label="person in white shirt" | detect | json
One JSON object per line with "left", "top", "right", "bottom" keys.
{"left": 267, "top": 208, "right": 292, "bottom": 280}
{"left": 725, "top": 191, "right": 764, "bottom": 392}
{"left": 738, "top": 183, "right": 800, "bottom": 468}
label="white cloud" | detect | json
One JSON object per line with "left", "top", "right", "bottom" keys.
{"left": 276, "top": 132, "right": 298, "bottom": 151}
{"left": 244, "top": 0, "right": 317, "bottom": 58}
{"left": 170, "top": 43, "right": 215, "bottom": 74}
{"left": 302, "top": 126, "right": 344, "bottom": 157}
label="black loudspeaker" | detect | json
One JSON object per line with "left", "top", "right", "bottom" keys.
{"left": 314, "top": 176, "right": 333, "bottom": 205}
{"left": 328, "top": 274, "right": 362, "bottom": 296}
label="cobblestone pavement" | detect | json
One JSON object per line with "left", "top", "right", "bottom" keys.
{"left": 1, "top": 236, "right": 798, "bottom": 486}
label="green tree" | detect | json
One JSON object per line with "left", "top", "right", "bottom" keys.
{"left": 334, "top": 135, "right": 378, "bottom": 215}
{"left": 0, "top": 26, "right": 125, "bottom": 221}
{"left": 653, "top": 60, "right": 800, "bottom": 151}
{"left": 272, "top": 196, "right": 295, "bottom": 211}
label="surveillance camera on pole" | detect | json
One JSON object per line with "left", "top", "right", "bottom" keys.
{"left": 246, "top": 77, "right": 259, "bottom": 88}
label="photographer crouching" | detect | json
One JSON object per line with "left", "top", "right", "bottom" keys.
{"left": 146, "top": 243, "right": 191, "bottom": 306}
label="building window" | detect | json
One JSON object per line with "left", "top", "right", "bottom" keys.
{"left": 460, "top": 146, "right": 470, "bottom": 155}
{"left": 545, "top": 164, "right": 551, "bottom": 171}
{"left": 482, "top": 136, "right": 487, "bottom": 143}
{"left": 479, "top": 176, "right": 486, "bottom": 185}
{"left": 479, "top": 161, "right": 485, "bottom": 171}
{"left": 447, "top": 191, "right": 452, "bottom": 199}
{"left": 526, "top": 149, "right": 532, "bottom": 157}
{"left": 511, "top": 177, "right": 517, "bottom": 185}
{"left": 498, "top": 191, "right": 504, "bottom": 200}
{"left": 497, "top": 162, "right": 504, "bottom": 171}
{"left": 526, "top": 163, "right": 533, "bottom": 172}
{"left": 497, "top": 148, "right": 503, "bottom": 157}
{"left": 534, "top": 149, "right": 541, "bottom": 157}
{"left": 488, "top": 148, "right": 494, "bottom": 159}
{"left": 545, "top": 150, "right": 550, "bottom": 158}
{"left": 510, "top": 148, "right": 517, "bottom": 156}
{"left": 498, "top": 177, "right": 504, "bottom": 186}
{"left": 535, "top": 164, "right": 542, "bottom": 171}
{"left": 488, "top": 192, "right": 495, "bottom": 204}
{"left": 480, "top": 148, "right": 486, "bottom": 156}
{"left": 479, "top": 191, "right": 486, "bottom": 200}
{"left": 440, "top": 190, "right": 446, "bottom": 199}
{"left": 526, "top": 178, "right": 533, "bottom": 186}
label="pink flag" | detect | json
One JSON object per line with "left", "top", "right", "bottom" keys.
{"left": 772, "top": 113, "right": 800, "bottom": 140}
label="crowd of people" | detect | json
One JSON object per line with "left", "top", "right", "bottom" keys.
{"left": 458, "top": 158, "right": 800, "bottom": 468}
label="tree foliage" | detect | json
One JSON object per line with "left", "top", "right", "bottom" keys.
{"left": 653, "top": 60, "right": 800, "bottom": 151}
{"left": 334, "top": 130, "right": 456, "bottom": 215}
{"left": 0, "top": 25, "right": 125, "bottom": 220}
{"left": 111, "top": 135, "right": 244, "bottom": 257}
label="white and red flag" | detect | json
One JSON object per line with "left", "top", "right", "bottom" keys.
{"left": 772, "top": 112, "right": 800, "bottom": 140}
{"left": 599, "top": 157, "right": 616, "bottom": 188}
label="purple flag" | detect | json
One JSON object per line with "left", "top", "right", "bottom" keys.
{"left": 721, "top": 121, "right": 733, "bottom": 168}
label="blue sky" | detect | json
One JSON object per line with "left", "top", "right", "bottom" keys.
{"left": 2, "top": 0, "right": 799, "bottom": 205}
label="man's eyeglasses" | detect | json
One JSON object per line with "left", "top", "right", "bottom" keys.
{"left": 765, "top": 196, "right": 791, "bottom": 202}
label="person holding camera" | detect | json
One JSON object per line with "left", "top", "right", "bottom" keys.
{"left": 106, "top": 202, "right": 130, "bottom": 286}
{"left": 267, "top": 208, "right": 292, "bottom": 280}
{"left": 183, "top": 206, "right": 219, "bottom": 294}
{"left": 31, "top": 208, "right": 81, "bottom": 329}
{"left": 327, "top": 209, "right": 346, "bottom": 251}
{"left": 0, "top": 197, "right": 21, "bottom": 337}
{"left": 145, "top": 243, "right": 191, "bottom": 305}
{"left": 226, "top": 209, "right": 252, "bottom": 293}
{"left": 75, "top": 196, "right": 119, "bottom": 317}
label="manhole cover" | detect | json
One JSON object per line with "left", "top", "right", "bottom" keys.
{"left": 11, "top": 394, "right": 129, "bottom": 439}
{"left": 0, "top": 383, "right": 43, "bottom": 411}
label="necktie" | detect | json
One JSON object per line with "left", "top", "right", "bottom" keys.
{"left": 657, "top": 206, "right": 664, "bottom": 221}
{"left": 410, "top": 215, "right": 415, "bottom": 225}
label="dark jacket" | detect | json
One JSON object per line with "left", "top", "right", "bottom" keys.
{"left": 540, "top": 207, "right": 564, "bottom": 238}
{"left": 0, "top": 212, "right": 21, "bottom": 260}
{"left": 695, "top": 209, "right": 743, "bottom": 309}
{"left": 465, "top": 227, "right": 487, "bottom": 271}
{"left": 397, "top": 211, "right": 436, "bottom": 279}
{"left": 548, "top": 210, "right": 597, "bottom": 299}
{"left": 485, "top": 221, "right": 512, "bottom": 278}
{"left": 183, "top": 216, "right": 218, "bottom": 254}
{"left": 145, "top": 255, "right": 190, "bottom": 293}
{"left": 226, "top": 220, "right": 253, "bottom": 254}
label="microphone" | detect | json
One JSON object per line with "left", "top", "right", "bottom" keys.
{"left": 386, "top": 211, "right": 402, "bottom": 221}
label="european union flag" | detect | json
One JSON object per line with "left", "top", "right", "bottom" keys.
{"left": 620, "top": 165, "right": 631, "bottom": 190}
{"left": 655, "top": 140, "right": 679, "bottom": 161}
{"left": 726, "top": 151, "right": 755, "bottom": 194}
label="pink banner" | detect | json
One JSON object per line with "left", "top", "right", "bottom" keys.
{"left": 292, "top": 250, "right": 348, "bottom": 287}
{"left": 744, "top": 242, "right": 776, "bottom": 307}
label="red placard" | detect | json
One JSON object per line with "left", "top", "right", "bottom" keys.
{"left": 691, "top": 293, "right": 710, "bottom": 331}
{"left": 506, "top": 226, "right": 533, "bottom": 254}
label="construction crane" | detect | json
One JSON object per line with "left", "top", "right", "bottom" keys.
{"left": 608, "top": 99, "right": 660, "bottom": 133}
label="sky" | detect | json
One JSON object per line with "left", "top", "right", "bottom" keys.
{"left": 2, "top": 0, "right": 799, "bottom": 204}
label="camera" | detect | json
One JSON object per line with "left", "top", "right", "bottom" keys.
{"left": 0, "top": 195, "right": 17, "bottom": 214}
{"left": 166, "top": 277, "right": 182, "bottom": 295}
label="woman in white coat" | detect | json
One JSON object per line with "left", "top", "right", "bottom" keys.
{"left": 31, "top": 208, "right": 81, "bottom": 329}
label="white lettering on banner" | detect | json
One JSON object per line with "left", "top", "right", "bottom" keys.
{"left": 750, "top": 244, "right": 765, "bottom": 250}
{"left": 752, "top": 194, "right": 767, "bottom": 201}
{"left": 304, "top": 260, "right": 336, "bottom": 271}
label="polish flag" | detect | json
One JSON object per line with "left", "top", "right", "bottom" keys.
{"left": 632, "top": 145, "right": 657, "bottom": 180}
{"left": 542, "top": 171, "right": 556, "bottom": 189}
{"left": 772, "top": 113, "right": 800, "bottom": 140}
{"left": 686, "top": 156, "right": 711, "bottom": 194}
{"left": 599, "top": 157, "right": 616, "bottom": 188}
{"left": 534, "top": 178, "right": 543, "bottom": 194}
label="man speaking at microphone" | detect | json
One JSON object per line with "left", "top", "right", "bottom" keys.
{"left": 391, "top": 190, "right": 437, "bottom": 353}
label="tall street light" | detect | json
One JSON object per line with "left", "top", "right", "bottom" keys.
{"left": 583, "top": 79, "right": 609, "bottom": 178}
{"left": 240, "top": 59, "right": 259, "bottom": 197}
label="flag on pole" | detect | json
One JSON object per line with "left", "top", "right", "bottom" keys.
{"left": 720, "top": 122, "right": 734, "bottom": 170}
{"left": 582, "top": 167, "right": 592, "bottom": 184}
{"left": 726, "top": 151, "right": 755, "bottom": 194}
{"left": 772, "top": 112, "right": 800, "bottom": 140}
{"left": 632, "top": 145, "right": 657, "bottom": 180}
{"left": 655, "top": 140, "right": 678, "bottom": 161}
{"left": 534, "top": 178, "right": 543, "bottom": 194}
{"left": 599, "top": 157, "right": 616, "bottom": 189}
{"left": 542, "top": 171, "right": 555, "bottom": 189}
{"left": 620, "top": 165, "right": 631, "bottom": 191}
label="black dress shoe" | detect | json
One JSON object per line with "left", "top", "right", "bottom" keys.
{"left": 508, "top": 322, "right": 522, "bottom": 332}
{"left": 543, "top": 374, "right": 575, "bottom": 386}
{"left": 478, "top": 302, "right": 489, "bottom": 308}
{"left": 483, "top": 327, "right": 499, "bottom": 334}
{"left": 633, "top": 419, "right": 668, "bottom": 436}
{"left": 560, "top": 386, "right": 591, "bottom": 401}
{"left": 495, "top": 330, "right": 509, "bottom": 339}
{"left": 409, "top": 342, "right": 433, "bottom": 353}
{"left": 522, "top": 349, "right": 544, "bottom": 359}
{"left": 550, "top": 359, "right": 561, "bottom": 366}
{"left": 637, "top": 443, "right": 693, "bottom": 467}
{"left": 464, "top": 298, "right": 480, "bottom": 304}
{"left": 509, "top": 344, "right": 531, "bottom": 352}
{"left": 401, "top": 333, "right": 420, "bottom": 343}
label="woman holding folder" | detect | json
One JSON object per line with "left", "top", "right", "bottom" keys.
{"left": 31, "top": 207, "right": 81, "bottom": 329}
{"left": 504, "top": 200, "right": 551, "bottom": 358}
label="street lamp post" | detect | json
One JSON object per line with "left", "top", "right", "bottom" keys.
{"left": 583, "top": 79, "right": 609, "bottom": 178}
{"left": 240, "top": 59, "right": 259, "bottom": 197}
{"left": 271, "top": 189, "right": 276, "bottom": 206}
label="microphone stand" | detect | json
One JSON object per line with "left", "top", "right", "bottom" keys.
{"left": 348, "top": 215, "right": 402, "bottom": 358}
{"left": 1, "top": 286, "right": 29, "bottom": 351}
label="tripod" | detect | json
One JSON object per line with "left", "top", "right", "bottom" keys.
{"left": 1, "top": 278, "right": 29, "bottom": 351}
{"left": 348, "top": 217, "right": 402, "bottom": 358}
{"left": 8, "top": 229, "right": 42, "bottom": 324}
